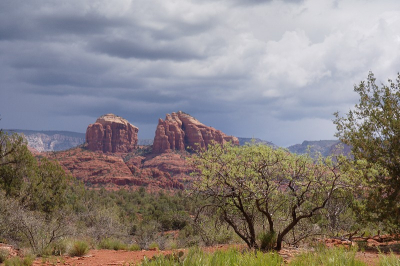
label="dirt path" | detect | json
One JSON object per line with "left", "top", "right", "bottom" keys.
{"left": 31, "top": 247, "right": 398, "bottom": 266}
{"left": 33, "top": 249, "right": 175, "bottom": 266}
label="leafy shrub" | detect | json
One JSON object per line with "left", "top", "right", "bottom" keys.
{"left": 258, "top": 231, "right": 276, "bottom": 250}
{"left": 99, "top": 238, "right": 128, "bottom": 250}
{"left": 129, "top": 244, "right": 141, "bottom": 251}
{"left": 4, "top": 255, "right": 34, "bottom": 266}
{"left": 68, "top": 240, "right": 89, "bottom": 257}
{"left": 148, "top": 242, "right": 159, "bottom": 250}
{"left": 0, "top": 248, "right": 9, "bottom": 263}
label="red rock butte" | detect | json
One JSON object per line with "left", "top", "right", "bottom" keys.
{"left": 153, "top": 111, "right": 239, "bottom": 153}
{"left": 86, "top": 114, "right": 138, "bottom": 153}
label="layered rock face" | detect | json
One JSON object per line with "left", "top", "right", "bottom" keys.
{"left": 153, "top": 111, "right": 239, "bottom": 153}
{"left": 86, "top": 114, "right": 138, "bottom": 153}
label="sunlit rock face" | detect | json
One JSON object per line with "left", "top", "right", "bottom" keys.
{"left": 86, "top": 114, "right": 138, "bottom": 153}
{"left": 153, "top": 111, "right": 239, "bottom": 153}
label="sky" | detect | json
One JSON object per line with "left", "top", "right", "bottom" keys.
{"left": 1, "top": 0, "right": 400, "bottom": 147}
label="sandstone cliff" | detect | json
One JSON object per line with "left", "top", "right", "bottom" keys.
{"left": 153, "top": 111, "right": 239, "bottom": 153}
{"left": 86, "top": 114, "right": 138, "bottom": 153}
{"left": 47, "top": 147, "right": 187, "bottom": 191}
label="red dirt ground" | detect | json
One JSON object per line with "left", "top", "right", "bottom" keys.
{"left": 32, "top": 249, "right": 174, "bottom": 266}
{"left": 29, "top": 246, "right": 399, "bottom": 266}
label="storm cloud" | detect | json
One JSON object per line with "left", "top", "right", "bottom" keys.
{"left": 1, "top": 0, "right": 400, "bottom": 146}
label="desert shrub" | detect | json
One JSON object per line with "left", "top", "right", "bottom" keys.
{"left": 148, "top": 242, "right": 159, "bottom": 250}
{"left": 98, "top": 238, "right": 127, "bottom": 250}
{"left": 290, "top": 246, "right": 366, "bottom": 266}
{"left": 129, "top": 244, "right": 141, "bottom": 251}
{"left": 4, "top": 255, "right": 34, "bottom": 266}
{"left": 165, "top": 240, "right": 178, "bottom": 250}
{"left": 177, "top": 224, "right": 201, "bottom": 248}
{"left": 258, "top": 231, "right": 276, "bottom": 251}
{"left": 134, "top": 220, "right": 162, "bottom": 249}
{"left": 0, "top": 248, "right": 9, "bottom": 263}
{"left": 68, "top": 240, "right": 89, "bottom": 257}
{"left": 0, "top": 192, "right": 74, "bottom": 256}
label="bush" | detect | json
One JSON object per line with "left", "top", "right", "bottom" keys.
{"left": 148, "top": 242, "right": 159, "bottom": 250}
{"left": 258, "top": 231, "right": 276, "bottom": 250}
{"left": 68, "top": 240, "right": 89, "bottom": 257}
{"left": 98, "top": 238, "right": 128, "bottom": 250}
{"left": 129, "top": 244, "right": 141, "bottom": 251}
{"left": 4, "top": 255, "right": 34, "bottom": 266}
{"left": 0, "top": 248, "right": 9, "bottom": 263}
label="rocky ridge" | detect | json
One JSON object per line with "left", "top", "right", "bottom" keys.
{"left": 6, "top": 129, "right": 85, "bottom": 152}
{"left": 86, "top": 114, "right": 139, "bottom": 153}
{"left": 153, "top": 111, "right": 239, "bottom": 153}
{"left": 48, "top": 147, "right": 188, "bottom": 190}
{"left": 287, "top": 140, "right": 351, "bottom": 158}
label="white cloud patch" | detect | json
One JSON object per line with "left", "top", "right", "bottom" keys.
{"left": 1, "top": 0, "right": 400, "bottom": 146}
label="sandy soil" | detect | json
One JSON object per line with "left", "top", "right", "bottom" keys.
{"left": 29, "top": 246, "right": 400, "bottom": 266}
{"left": 32, "top": 249, "right": 175, "bottom": 266}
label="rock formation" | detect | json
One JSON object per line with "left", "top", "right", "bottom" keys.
{"left": 86, "top": 114, "right": 138, "bottom": 153}
{"left": 6, "top": 130, "right": 85, "bottom": 152}
{"left": 153, "top": 111, "right": 239, "bottom": 153}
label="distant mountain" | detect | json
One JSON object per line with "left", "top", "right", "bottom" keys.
{"left": 287, "top": 140, "right": 350, "bottom": 157}
{"left": 238, "top": 137, "right": 278, "bottom": 148}
{"left": 138, "top": 139, "right": 154, "bottom": 145}
{"left": 5, "top": 129, "right": 86, "bottom": 152}
{"left": 4, "top": 129, "right": 157, "bottom": 152}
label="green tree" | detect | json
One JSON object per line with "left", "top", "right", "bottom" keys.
{"left": 22, "top": 157, "right": 72, "bottom": 214}
{"left": 190, "top": 143, "right": 359, "bottom": 250}
{"left": 0, "top": 130, "right": 34, "bottom": 196}
{"left": 334, "top": 72, "right": 400, "bottom": 226}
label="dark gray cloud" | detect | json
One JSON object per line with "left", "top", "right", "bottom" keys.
{"left": 1, "top": 0, "right": 400, "bottom": 146}
{"left": 89, "top": 38, "right": 205, "bottom": 61}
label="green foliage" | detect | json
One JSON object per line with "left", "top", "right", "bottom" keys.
{"left": 4, "top": 255, "right": 35, "bottom": 266}
{"left": 129, "top": 243, "right": 141, "bottom": 251}
{"left": 258, "top": 231, "right": 276, "bottom": 251}
{"left": 140, "top": 247, "right": 283, "bottom": 266}
{"left": 0, "top": 131, "right": 35, "bottom": 197}
{"left": 68, "top": 240, "right": 89, "bottom": 257}
{"left": 190, "top": 142, "right": 359, "bottom": 250}
{"left": 23, "top": 157, "right": 72, "bottom": 214}
{"left": 334, "top": 72, "right": 400, "bottom": 227}
{"left": 0, "top": 248, "right": 9, "bottom": 263}
{"left": 148, "top": 242, "right": 159, "bottom": 250}
{"left": 379, "top": 252, "right": 400, "bottom": 266}
{"left": 99, "top": 238, "right": 128, "bottom": 250}
{"left": 290, "top": 246, "right": 366, "bottom": 266}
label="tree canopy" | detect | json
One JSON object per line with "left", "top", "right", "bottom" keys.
{"left": 334, "top": 72, "right": 400, "bottom": 226}
{"left": 190, "top": 142, "right": 359, "bottom": 250}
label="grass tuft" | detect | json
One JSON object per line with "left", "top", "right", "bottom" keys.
{"left": 140, "top": 247, "right": 282, "bottom": 266}
{"left": 99, "top": 238, "right": 128, "bottom": 250}
{"left": 68, "top": 240, "right": 89, "bottom": 257}
{"left": 0, "top": 248, "right": 9, "bottom": 263}
{"left": 4, "top": 255, "right": 35, "bottom": 266}
{"left": 379, "top": 251, "right": 400, "bottom": 266}
{"left": 290, "top": 246, "right": 366, "bottom": 266}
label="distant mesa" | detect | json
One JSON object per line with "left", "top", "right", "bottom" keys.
{"left": 86, "top": 113, "right": 138, "bottom": 153}
{"left": 153, "top": 111, "right": 239, "bottom": 153}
